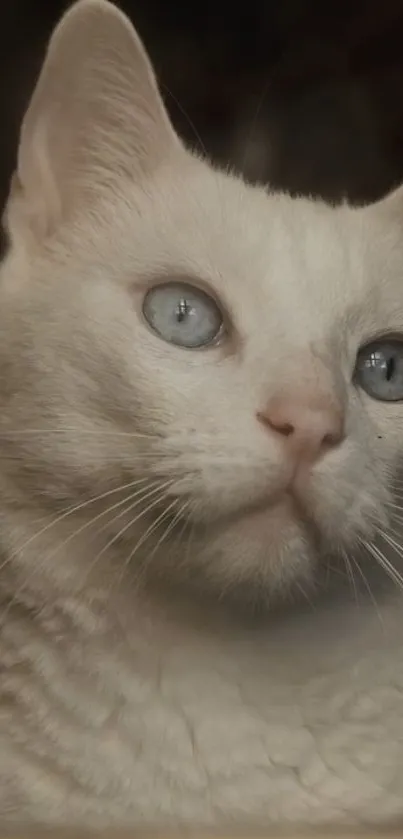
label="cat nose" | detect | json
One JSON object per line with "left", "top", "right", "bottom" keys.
{"left": 256, "top": 391, "right": 345, "bottom": 463}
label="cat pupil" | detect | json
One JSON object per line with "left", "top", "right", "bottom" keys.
{"left": 176, "top": 298, "right": 190, "bottom": 323}
{"left": 386, "top": 356, "right": 395, "bottom": 381}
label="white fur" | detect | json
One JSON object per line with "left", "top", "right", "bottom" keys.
{"left": 1, "top": 0, "right": 403, "bottom": 830}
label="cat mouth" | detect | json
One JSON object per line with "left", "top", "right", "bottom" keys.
{"left": 237, "top": 491, "right": 302, "bottom": 526}
{"left": 203, "top": 488, "right": 307, "bottom": 530}
{"left": 168, "top": 472, "right": 324, "bottom": 549}
{"left": 233, "top": 490, "right": 294, "bottom": 521}
{"left": 209, "top": 487, "right": 322, "bottom": 548}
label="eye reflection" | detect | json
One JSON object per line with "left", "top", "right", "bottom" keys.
{"left": 176, "top": 298, "right": 191, "bottom": 323}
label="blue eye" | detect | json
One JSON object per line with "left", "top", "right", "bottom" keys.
{"left": 143, "top": 282, "right": 223, "bottom": 349}
{"left": 355, "top": 339, "right": 403, "bottom": 401}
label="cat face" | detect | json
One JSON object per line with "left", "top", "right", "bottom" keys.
{"left": 1, "top": 0, "right": 403, "bottom": 600}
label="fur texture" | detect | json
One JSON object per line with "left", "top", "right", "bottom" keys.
{"left": 1, "top": 0, "right": 403, "bottom": 830}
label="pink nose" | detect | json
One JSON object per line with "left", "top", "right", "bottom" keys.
{"left": 256, "top": 391, "right": 344, "bottom": 463}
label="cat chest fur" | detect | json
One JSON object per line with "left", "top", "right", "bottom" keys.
{"left": 2, "top": 594, "right": 403, "bottom": 828}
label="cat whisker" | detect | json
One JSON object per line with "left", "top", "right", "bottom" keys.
{"left": 0, "top": 428, "right": 161, "bottom": 440}
{"left": 72, "top": 481, "right": 171, "bottom": 548}
{"left": 162, "top": 502, "right": 195, "bottom": 572}
{"left": 150, "top": 499, "right": 191, "bottom": 559}
{"left": 38, "top": 479, "right": 174, "bottom": 568}
{"left": 384, "top": 518, "right": 403, "bottom": 541}
{"left": 113, "top": 496, "right": 182, "bottom": 594}
{"left": 389, "top": 492, "right": 403, "bottom": 503}
{"left": 133, "top": 499, "right": 191, "bottom": 588}
{"left": 80, "top": 481, "right": 178, "bottom": 593}
{"left": 378, "top": 528, "right": 403, "bottom": 562}
{"left": 347, "top": 549, "right": 384, "bottom": 628}
{"left": 361, "top": 537, "right": 403, "bottom": 593}
{"left": 389, "top": 501, "right": 403, "bottom": 513}
{"left": 152, "top": 500, "right": 191, "bottom": 556}
{"left": 0, "top": 481, "right": 179, "bottom": 626}
{"left": 125, "top": 497, "right": 182, "bottom": 568}
{"left": 384, "top": 490, "right": 403, "bottom": 503}
{"left": 390, "top": 506, "right": 403, "bottom": 520}
{"left": 385, "top": 517, "right": 403, "bottom": 537}
{"left": 390, "top": 501, "right": 403, "bottom": 515}
{"left": 178, "top": 503, "right": 200, "bottom": 572}
{"left": 0, "top": 476, "right": 156, "bottom": 579}
{"left": 340, "top": 547, "right": 359, "bottom": 605}
{"left": 0, "top": 480, "right": 175, "bottom": 620}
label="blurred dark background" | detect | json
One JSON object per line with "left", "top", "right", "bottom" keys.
{"left": 2, "top": 0, "right": 403, "bottom": 239}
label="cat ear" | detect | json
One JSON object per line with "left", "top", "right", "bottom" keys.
{"left": 8, "top": 0, "right": 180, "bottom": 239}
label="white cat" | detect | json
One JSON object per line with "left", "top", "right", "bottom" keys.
{"left": 1, "top": 0, "right": 403, "bottom": 831}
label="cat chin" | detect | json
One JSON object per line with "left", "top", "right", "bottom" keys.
{"left": 195, "top": 496, "right": 319, "bottom": 596}
{"left": 223, "top": 494, "right": 300, "bottom": 538}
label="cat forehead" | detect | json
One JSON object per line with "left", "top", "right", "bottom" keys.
{"left": 100, "top": 157, "right": 403, "bottom": 344}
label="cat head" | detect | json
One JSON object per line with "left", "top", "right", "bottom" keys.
{"left": 1, "top": 0, "right": 403, "bottom": 603}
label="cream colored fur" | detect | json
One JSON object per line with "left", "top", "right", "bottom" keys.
{"left": 1, "top": 0, "right": 403, "bottom": 831}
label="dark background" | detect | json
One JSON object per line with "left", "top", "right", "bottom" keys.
{"left": 2, "top": 0, "right": 403, "bottom": 232}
